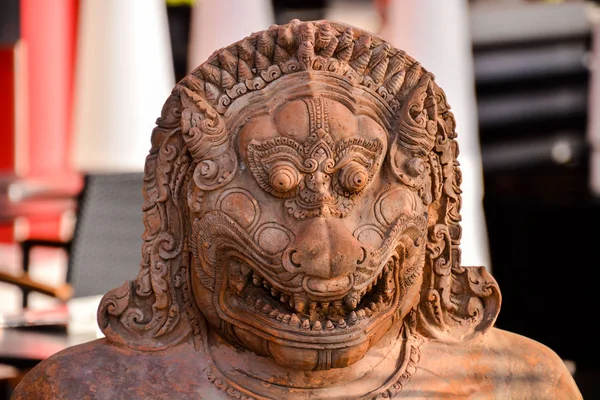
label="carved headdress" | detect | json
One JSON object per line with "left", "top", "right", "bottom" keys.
{"left": 98, "top": 19, "right": 500, "bottom": 355}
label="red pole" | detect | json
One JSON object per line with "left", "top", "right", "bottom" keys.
{"left": 18, "top": 0, "right": 81, "bottom": 240}
{"left": 21, "top": 0, "right": 79, "bottom": 178}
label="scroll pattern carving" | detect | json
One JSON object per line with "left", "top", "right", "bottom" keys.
{"left": 98, "top": 91, "right": 194, "bottom": 349}
{"left": 180, "top": 87, "right": 237, "bottom": 191}
{"left": 415, "top": 87, "right": 500, "bottom": 342}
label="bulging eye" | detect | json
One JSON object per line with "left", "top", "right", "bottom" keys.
{"left": 339, "top": 162, "right": 369, "bottom": 193}
{"left": 269, "top": 164, "right": 300, "bottom": 193}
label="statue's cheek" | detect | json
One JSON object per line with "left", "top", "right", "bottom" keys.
{"left": 375, "top": 187, "right": 419, "bottom": 227}
{"left": 254, "top": 223, "right": 294, "bottom": 255}
{"left": 216, "top": 188, "right": 260, "bottom": 230}
{"left": 352, "top": 186, "right": 419, "bottom": 249}
{"left": 353, "top": 225, "right": 384, "bottom": 249}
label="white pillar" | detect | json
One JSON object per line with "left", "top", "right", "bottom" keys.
{"left": 378, "top": 0, "right": 491, "bottom": 269}
{"left": 588, "top": 4, "right": 600, "bottom": 196}
{"left": 72, "top": 0, "right": 175, "bottom": 173}
{"left": 187, "top": 0, "right": 275, "bottom": 72}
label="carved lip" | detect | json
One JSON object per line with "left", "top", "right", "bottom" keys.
{"left": 216, "top": 254, "right": 400, "bottom": 347}
{"left": 305, "top": 274, "right": 351, "bottom": 294}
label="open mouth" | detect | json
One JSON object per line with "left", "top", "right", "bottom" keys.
{"left": 219, "top": 254, "right": 400, "bottom": 337}
{"left": 192, "top": 210, "right": 426, "bottom": 348}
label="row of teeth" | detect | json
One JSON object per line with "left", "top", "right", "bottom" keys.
{"left": 244, "top": 260, "right": 395, "bottom": 314}
{"left": 243, "top": 294, "right": 382, "bottom": 331}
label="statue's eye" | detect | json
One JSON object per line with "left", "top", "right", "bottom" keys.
{"left": 269, "top": 164, "right": 300, "bottom": 193}
{"left": 339, "top": 162, "right": 369, "bottom": 193}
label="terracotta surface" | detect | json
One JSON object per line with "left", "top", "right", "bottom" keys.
{"left": 13, "top": 20, "right": 582, "bottom": 399}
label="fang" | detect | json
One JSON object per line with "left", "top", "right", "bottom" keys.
{"left": 344, "top": 292, "right": 359, "bottom": 310}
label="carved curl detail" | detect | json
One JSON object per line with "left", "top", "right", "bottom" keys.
{"left": 417, "top": 265, "right": 501, "bottom": 343}
{"left": 98, "top": 90, "right": 193, "bottom": 350}
{"left": 394, "top": 73, "right": 438, "bottom": 157}
{"left": 180, "top": 88, "right": 237, "bottom": 191}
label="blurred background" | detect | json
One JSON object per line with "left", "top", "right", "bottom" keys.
{"left": 0, "top": 0, "right": 599, "bottom": 397}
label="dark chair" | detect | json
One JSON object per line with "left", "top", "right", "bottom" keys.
{"left": 0, "top": 173, "right": 145, "bottom": 398}
{"left": 0, "top": 172, "right": 145, "bottom": 310}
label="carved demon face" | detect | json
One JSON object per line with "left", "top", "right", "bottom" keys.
{"left": 189, "top": 94, "right": 429, "bottom": 370}
{"left": 97, "top": 22, "right": 501, "bottom": 380}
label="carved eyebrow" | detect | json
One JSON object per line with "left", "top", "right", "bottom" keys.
{"left": 261, "top": 146, "right": 315, "bottom": 173}
{"left": 247, "top": 137, "right": 302, "bottom": 152}
{"left": 248, "top": 138, "right": 319, "bottom": 174}
{"left": 329, "top": 138, "right": 383, "bottom": 172}
{"left": 332, "top": 151, "right": 373, "bottom": 171}
{"left": 335, "top": 137, "right": 383, "bottom": 154}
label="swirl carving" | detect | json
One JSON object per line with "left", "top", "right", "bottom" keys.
{"left": 98, "top": 114, "right": 193, "bottom": 349}
{"left": 180, "top": 87, "right": 237, "bottom": 191}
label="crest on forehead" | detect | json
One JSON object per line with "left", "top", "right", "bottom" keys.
{"left": 97, "top": 19, "right": 500, "bottom": 351}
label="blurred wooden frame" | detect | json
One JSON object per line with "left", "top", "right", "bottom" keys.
{"left": 0, "top": 270, "right": 73, "bottom": 303}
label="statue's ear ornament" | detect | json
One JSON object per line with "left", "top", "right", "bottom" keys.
{"left": 388, "top": 73, "right": 440, "bottom": 206}
{"left": 394, "top": 72, "right": 438, "bottom": 158}
{"left": 418, "top": 264, "right": 501, "bottom": 343}
{"left": 98, "top": 92, "right": 195, "bottom": 351}
{"left": 383, "top": 70, "right": 500, "bottom": 344}
{"left": 180, "top": 88, "right": 237, "bottom": 191}
{"left": 417, "top": 222, "right": 500, "bottom": 343}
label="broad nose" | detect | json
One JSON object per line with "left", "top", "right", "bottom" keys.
{"left": 283, "top": 218, "right": 366, "bottom": 279}
{"left": 305, "top": 171, "right": 331, "bottom": 195}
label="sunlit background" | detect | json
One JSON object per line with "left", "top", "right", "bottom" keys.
{"left": 0, "top": 0, "right": 599, "bottom": 397}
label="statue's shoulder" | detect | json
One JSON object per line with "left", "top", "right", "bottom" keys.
{"left": 11, "top": 338, "right": 216, "bottom": 399}
{"left": 482, "top": 327, "right": 582, "bottom": 399}
{"left": 415, "top": 327, "right": 582, "bottom": 399}
{"left": 11, "top": 339, "right": 116, "bottom": 400}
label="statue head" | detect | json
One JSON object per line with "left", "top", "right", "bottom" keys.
{"left": 98, "top": 20, "right": 500, "bottom": 372}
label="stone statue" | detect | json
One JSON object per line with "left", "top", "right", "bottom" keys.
{"left": 13, "top": 20, "right": 582, "bottom": 399}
